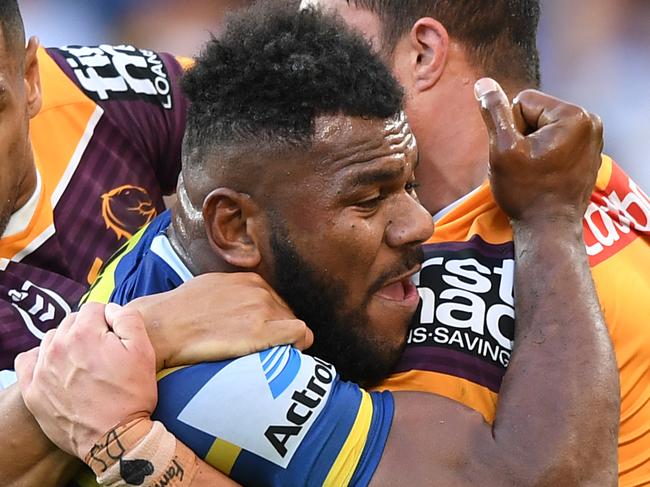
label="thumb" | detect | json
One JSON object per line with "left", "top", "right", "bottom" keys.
{"left": 474, "top": 77, "right": 522, "bottom": 154}
{"left": 265, "top": 319, "right": 313, "bottom": 351}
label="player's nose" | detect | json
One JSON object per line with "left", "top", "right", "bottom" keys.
{"left": 385, "top": 195, "right": 434, "bottom": 248}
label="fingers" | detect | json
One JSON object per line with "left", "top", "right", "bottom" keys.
{"left": 15, "top": 347, "right": 39, "bottom": 394}
{"left": 474, "top": 77, "right": 521, "bottom": 152}
{"left": 68, "top": 302, "right": 109, "bottom": 342}
{"left": 512, "top": 89, "right": 563, "bottom": 131}
{"left": 104, "top": 302, "right": 123, "bottom": 330}
{"left": 53, "top": 311, "right": 77, "bottom": 336}
{"left": 514, "top": 89, "right": 603, "bottom": 138}
{"left": 265, "top": 319, "right": 314, "bottom": 351}
{"left": 106, "top": 306, "right": 149, "bottom": 346}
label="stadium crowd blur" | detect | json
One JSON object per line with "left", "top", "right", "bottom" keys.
{"left": 20, "top": 0, "right": 650, "bottom": 191}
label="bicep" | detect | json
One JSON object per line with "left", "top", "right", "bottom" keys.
{"left": 371, "top": 392, "right": 501, "bottom": 487}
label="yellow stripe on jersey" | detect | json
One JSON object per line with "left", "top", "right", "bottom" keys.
{"left": 205, "top": 438, "right": 242, "bottom": 476}
{"left": 157, "top": 365, "right": 190, "bottom": 381}
{"left": 80, "top": 224, "right": 150, "bottom": 305}
{"left": 323, "top": 391, "right": 373, "bottom": 487}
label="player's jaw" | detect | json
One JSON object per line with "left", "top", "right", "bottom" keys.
{"left": 267, "top": 216, "right": 423, "bottom": 388}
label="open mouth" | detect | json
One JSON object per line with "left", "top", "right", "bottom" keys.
{"left": 374, "top": 272, "right": 420, "bottom": 307}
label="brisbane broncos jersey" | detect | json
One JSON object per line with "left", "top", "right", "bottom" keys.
{"left": 74, "top": 211, "right": 394, "bottom": 487}
{"left": 0, "top": 45, "right": 187, "bottom": 369}
{"left": 381, "top": 156, "right": 650, "bottom": 487}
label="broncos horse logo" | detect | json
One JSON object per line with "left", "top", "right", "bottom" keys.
{"left": 101, "top": 185, "right": 157, "bottom": 240}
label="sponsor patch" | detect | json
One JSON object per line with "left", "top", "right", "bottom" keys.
{"left": 583, "top": 162, "right": 650, "bottom": 266}
{"left": 406, "top": 237, "right": 515, "bottom": 372}
{"left": 56, "top": 45, "right": 174, "bottom": 109}
{"left": 177, "top": 346, "right": 334, "bottom": 468}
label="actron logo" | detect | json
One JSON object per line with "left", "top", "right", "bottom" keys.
{"left": 177, "top": 350, "right": 334, "bottom": 468}
{"left": 259, "top": 346, "right": 302, "bottom": 399}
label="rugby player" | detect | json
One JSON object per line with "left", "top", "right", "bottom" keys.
{"left": 17, "top": 4, "right": 618, "bottom": 486}
{"left": 0, "top": 1, "right": 310, "bottom": 484}
{"left": 0, "top": 0, "right": 187, "bottom": 367}
{"left": 0, "top": 0, "right": 303, "bottom": 373}
{"left": 298, "top": 1, "right": 649, "bottom": 485}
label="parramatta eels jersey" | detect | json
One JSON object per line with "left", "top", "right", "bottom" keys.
{"left": 382, "top": 156, "right": 650, "bottom": 487}
{"left": 0, "top": 45, "right": 188, "bottom": 369}
{"left": 74, "top": 211, "right": 394, "bottom": 487}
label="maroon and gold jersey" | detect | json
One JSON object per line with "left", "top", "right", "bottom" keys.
{"left": 380, "top": 156, "right": 650, "bottom": 486}
{"left": 0, "top": 45, "right": 188, "bottom": 369}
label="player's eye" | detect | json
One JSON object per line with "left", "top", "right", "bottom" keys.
{"left": 405, "top": 181, "right": 420, "bottom": 195}
{"left": 355, "top": 194, "right": 386, "bottom": 210}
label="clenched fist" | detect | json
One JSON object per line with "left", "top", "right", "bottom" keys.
{"left": 474, "top": 77, "right": 603, "bottom": 225}
{"left": 15, "top": 303, "right": 157, "bottom": 459}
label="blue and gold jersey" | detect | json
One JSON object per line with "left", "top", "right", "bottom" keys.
{"left": 76, "top": 210, "right": 394, "bottom": 487}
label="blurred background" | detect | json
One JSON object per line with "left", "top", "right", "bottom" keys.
{"left": 21, "top": 0, "right": 650, "bottom": 190}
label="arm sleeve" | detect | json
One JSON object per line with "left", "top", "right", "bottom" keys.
{"left": 46, "top": 45, "right": 188, "bottom": 194}
{"left": 152, "top": 346, "right": 394, "bottom": 487}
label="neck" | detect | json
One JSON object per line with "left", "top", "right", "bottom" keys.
{"left": 406, "top": 46, "right": 527, "bottom": 215}
{"left": 409, "top": 77, "right": 489, "bottom": 215}
{"left": 0, "top": 145, "right": 38, "bottom": 235}
{"left": 15, "top": 157, "right": 38, "bottom": 211}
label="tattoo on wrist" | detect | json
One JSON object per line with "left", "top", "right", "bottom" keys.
{"left": 85, "top": 419, "right": 198, "bottom": 487}
{"left": 120, "top": 458, "right": 155, "bottom": 485}
{"left": 89, "top": 428, "right": 127, "bottom": 472}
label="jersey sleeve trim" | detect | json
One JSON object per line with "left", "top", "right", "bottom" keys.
{"left": 157, "top": 365, "right": 190, "bottom": 381}
{"left": 323, "top": 391, "right": 373, "bottom": 486}
{"left": 80, "top": 223, "right": 150, "bottom": 305}
{"left": 204, "top": 438, "right": 242, "bottom": 476}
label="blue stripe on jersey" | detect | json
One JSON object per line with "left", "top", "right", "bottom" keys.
{"left": 280, "top": 384, "right": 363, "bottom": 485}
{"left": 264, "top": 346, "right": 302, "bottom": 399}
{"left": 153, "top": 361, "right": 233, "bottom": 458}
{"left": 108, "top": 211, "right": 186, "bottom": 304}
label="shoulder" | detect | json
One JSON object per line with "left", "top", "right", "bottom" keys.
{"left": 153, "top": 347, "right": 394, "bottom": 486}
{"left": 82, "top": 211, "right": 182, "bottom": 305}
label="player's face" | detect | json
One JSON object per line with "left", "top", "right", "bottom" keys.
{"left": 0, "top": 33, "right": 40, "bottom": 235}
{"left": 265, "top": 114, "right": 433, "bottom": 387}
{"left": 301, "top": 0, "right": 430, "bottom": 198}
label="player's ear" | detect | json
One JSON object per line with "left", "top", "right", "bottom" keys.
{"left": 24, "top": 36, "right": 42, "bottom": 118}
{"left": 394, "top": 17, "right": 449, "bottom": 94}
{"left": 203, "top": 188, "right": 262, "bottom": 269}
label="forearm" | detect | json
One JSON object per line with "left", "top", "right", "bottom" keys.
{"left": 121, "top": 273, "right": 311, "bottom": 371}
{"left": 491, "top": 220, "right": 619, "bottom": 485}
{"left": 0, "top": 385, "right": 81, "bottom": 486}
